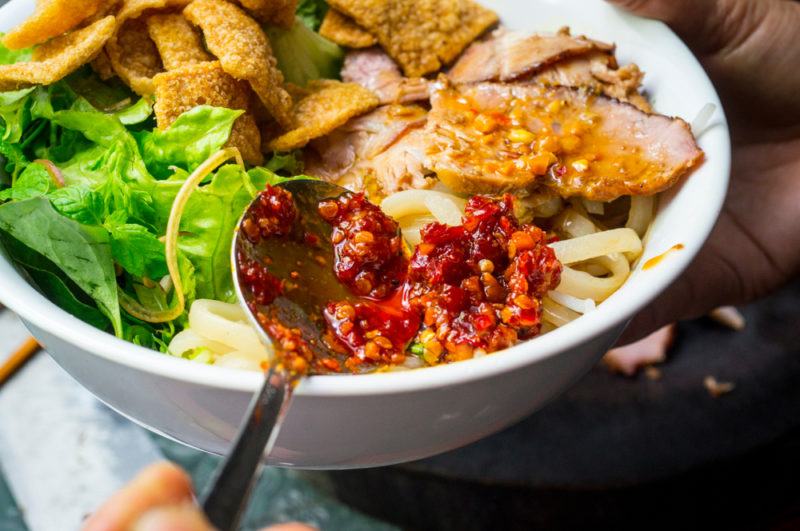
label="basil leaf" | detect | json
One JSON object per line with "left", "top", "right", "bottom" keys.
{"left": 0, "top": 197, "right": 122, "bottom": 335}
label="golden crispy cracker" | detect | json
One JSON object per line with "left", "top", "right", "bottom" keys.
{"left": 268, "top": 79, "right": 378, "bottom": 151}
{"left": 328, "top": 0, "right": 497, "bottom": 77}
{"left": 184, "top": 0, "right": 293, "bottom": 129}
{"left": 90, "top": 49, "right": 116, "bottom": 80}
{"left": 0, "top": 16, "right": 116, "bottom": 92}
{"left": 146, "top": 13, "right": 211, "bottom": 70}
{"left": 109, "top": 18, "right": 163, "bottom": 94}
{"left": 1, "top": 0, "right": 111, "bottom": 50}
{"left": 105, "top": 0, "right": 192, "bottom": 95}
{"left": 319, "top": 9, "right": 376, "bottom": 48}
{"left": 154, "top": 61, "right": 263, "bottom": 164}
{"left": 236, "top": 0, "right": 297, "bottom": 28}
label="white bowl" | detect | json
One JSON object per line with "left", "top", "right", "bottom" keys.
{"left": 0, "top": 0, "right": 729, "bottom": 468}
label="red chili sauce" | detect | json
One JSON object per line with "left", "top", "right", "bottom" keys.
{"left": 319, "top": 192, "right": 561, "bottom": 370}
{"left": 239, "top": 186, "right": 562, "bottom": 374}
{"left": 405, "top": 195, "right": 562, "bottom": 363}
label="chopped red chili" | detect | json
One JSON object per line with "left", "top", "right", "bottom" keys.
{"left": 318, "top": 192, "right": 406, "bottom": 299}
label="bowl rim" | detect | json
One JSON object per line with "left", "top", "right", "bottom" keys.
{"left": 0, "top": 0, "right": 731, "bottom": 398}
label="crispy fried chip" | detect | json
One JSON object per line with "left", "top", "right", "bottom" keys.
{"left": 183, "top": 0, "right": 294, "bottom": 129}
{"left": 90, "top": 49, "right": 116, "bottom": 80}
{"left": 110, "top": 19, "right": 163, "bottom": 95}
{"left": 236, "top": 0, "right": 297, "bottom": 28}
{"left": 319, "top": 9, "right": 377, "bottom": 49}
{"left": 1, "top": 0, "right": 111, "bottom": 50}
{"left": 328, "top": 0, "right": 498, "bottom": 77}
{"left": 268, "top": 79, "right": 379, "bottom": 151}
{"left": 0, "top": 16, "right": 116, "bottom": 92}
{"left": 146, "top": 13, "right": 211, "bottom": 70}
{"left": 105, "top": 0, "right": 192, "bottom": 95}
{"left": 154, "top": 61, "right": 263, "bottom": 164}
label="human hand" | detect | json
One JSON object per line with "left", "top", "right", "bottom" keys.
{"left": 610, "top": 0, "right": 800, "bottom": 343}
{"left": 82, "top": 462, "right": 316, "bottom": 531}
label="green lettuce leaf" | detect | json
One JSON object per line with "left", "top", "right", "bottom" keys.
{"left": 138, "top": 105, "right": 242, "bottom": 179}
{"left": 295, "top": 0, "right": 329, "bottom": 30}
{"left": 0, "top": 87, "right": 34, "bottom": 143}
{"left": 0, "top": 35, "right": 32, "bottom": 64}
{"left": 0, "top": 197, "right": 121, "bottom": 335}
{"left": 266, "top": 18, "right": 343, "bottom": 86}
{"left": 168, "top": 164, "right": 258, "bottom": 301}
{"left": 114, "top": 98, "right": 153, "bottom": 126}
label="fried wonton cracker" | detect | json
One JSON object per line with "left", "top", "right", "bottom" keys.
{"left": 268, "top": 79, "right": 379, "bottom": 151}
{"left": 236, "top": 0, "right": 297, "bottom": 28}
{"left": 0, "top": 16, "right": 116, "bottom": 92}
{"left": 327, "top": 0, "right": 498, "bottom": 77}
{"left": 319, "top": 9, "right": 377, "bottom": 48}
{"left": 154, "top": 61, "right": 263, "bottom": 164}
{"left": 184, "top": 0, "right": 293, "bottom": 129}
{"left": 90, "top": 49, "right": 116, "bottom": 80}
{"left": 1, "top": 0, "right": 112, "bottom": 50}
{"left": 146, "top": 13, "right": 211, "bottom": 70}
{"left": 110, "top": 19, "right": 163, "bottom": 95}
{"left": 105, "top": 0, "right": 192, "bottom": 95}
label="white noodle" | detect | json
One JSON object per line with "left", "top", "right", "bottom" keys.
{"left": 549, "top": 228, "right": 642, "bottom": 264}
{"left": 547, "top": 290, "right": 596, "bottom": 314}
{"left": 691, "top": 103, "right": 717, "bottom": 136}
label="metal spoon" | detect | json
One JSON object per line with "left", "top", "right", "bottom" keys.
{"left": 201, "top": 179, "right": 353, "bottom": 530}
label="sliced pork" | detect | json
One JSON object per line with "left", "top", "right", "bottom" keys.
{"left": 425, "top": 80, "right": 703, "bottom": 201}
{"left": 304, "top": 104, "right": 433, "bottom": 194}
{"left": 449, "top": 28, "right": 613, "bottom": 84}
{"left": 450, "top": 29, "right": 650, "bottom": 111}
{"left": 341, "top": 48, "right": 430, "bottom": 105}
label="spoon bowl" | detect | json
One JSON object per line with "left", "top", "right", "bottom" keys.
{"left": 232, "top": 179, "right": 357, "bottom": 372}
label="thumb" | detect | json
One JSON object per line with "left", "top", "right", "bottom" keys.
{"left": 606, "top": 0, "right": 767, "bottom": 54}
{"left": 606, "top": 0, "right": 716, "bottom": 49}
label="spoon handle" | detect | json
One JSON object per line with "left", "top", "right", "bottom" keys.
{"left": 201, "top": 366, "right": 292, "bottom": 531}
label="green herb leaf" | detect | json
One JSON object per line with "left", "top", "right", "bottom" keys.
{"left": 1, "top": 232, "right": 109, "bottom": 330}
{"left": 0, "top": 197, "right": 121, "bottom": 335}
{"left": 0, "top": 161, "right": 53, "bottom": 201}
{"left": 409, "top": 343, "right": 425, "bottom": 357}
{"left": 104, "top": 214, "right": 168, "bottom": 279}
{"left": 138, "top": 105, "right": 242, "bottom": 179}
{"left": 48, "top": 184, "right": 105, "bottom": 225}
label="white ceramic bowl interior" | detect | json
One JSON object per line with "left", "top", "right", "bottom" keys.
{"left": 0, "top": 0, "right": 730, "bottom": 468}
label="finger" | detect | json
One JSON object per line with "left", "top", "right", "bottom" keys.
{"left": 605, "top": 0, "right": 717, "bottom": 48}
{"left": 83, "top": 462, "right": 194, "bottom": 531}
{"left": 617, "top": 221, "right": 749, "bottom": 345}
{"left": 133, "top": 505, "right": 214, "bottom": 531}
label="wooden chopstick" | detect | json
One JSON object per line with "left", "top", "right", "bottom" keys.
{"left": 0, "top": 337, "right": 41, "bottom": 385}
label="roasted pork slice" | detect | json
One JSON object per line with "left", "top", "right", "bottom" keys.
{"left": 533, "top": 51, "right": 651, "bottom": 111}
{"left": 425, "top": 81, "right": 703, "bottom": 201}
{"left": 450, "top": 29, "right": 650, "bottom": 111}
{"left": 341, "top": 48, "right": 430, "bottom": 105}
{"left": 449, "top": 29, "right": 613, "bottom": 84}
{"left": 304, "top": 104, "right": 433, "bottom": 194}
